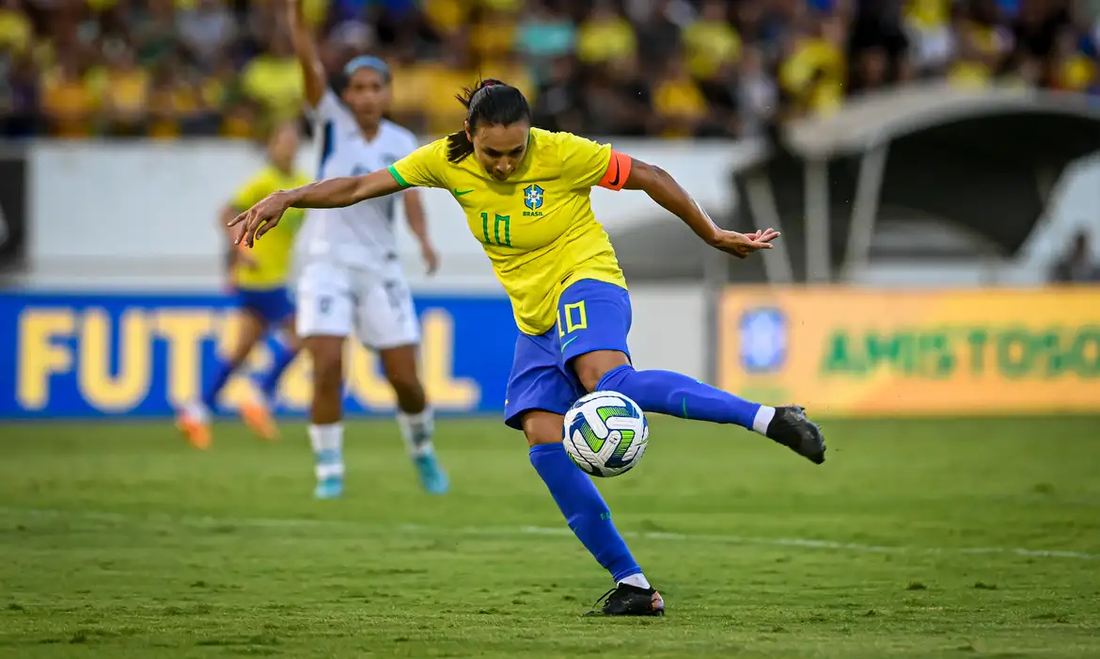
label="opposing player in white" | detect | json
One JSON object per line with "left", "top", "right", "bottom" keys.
{"left": 287, "top": 0, "right": 446, "bottom": 499}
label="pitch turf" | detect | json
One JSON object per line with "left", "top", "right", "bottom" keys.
{"left": 1, "top": 416, "right": 1099, "bottom": 658}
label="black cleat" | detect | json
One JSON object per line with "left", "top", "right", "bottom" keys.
{"left": 766, "top": 405, "right": 826, "bottom": 464}
{"left": 586, "top": 583, "right": 665, "bottom": 617}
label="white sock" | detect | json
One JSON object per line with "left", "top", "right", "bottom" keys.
{"left": 618, "top": 573, "right": 651, "bottom": 590}
{"left": 752, "top": 405, "right": 776, "bottom": 435}
{"left": 397, "top": 407, "right": 435, "bottom": 457}
{"left": 308, "top": 423, "right": 344, "bottom": 481}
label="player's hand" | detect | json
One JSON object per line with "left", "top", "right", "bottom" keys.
{"left": 708, "top": 228, "right": 780, "bottom": 259}
{"left": 421, "top": 242, "right": 440, "bottom": 275}
{"left": 230, "top": 192, "right": 292, "bottom": 248}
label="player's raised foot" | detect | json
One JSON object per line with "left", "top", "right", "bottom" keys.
{"left": 413, "top": 453, "right": 449, "bottom": 495}
{"left": 175, "top": 405, "right": 211, "bottom": 450}
{"left": 313, "top": 476, "right": 344, "bottom": 500}
{"left": 765, "top": 405, "right": 826, "bottom": 464}
{"left": 586, "top": 583, "right": 665, "bottom": 617}
{"left": 239, "top": 400, "right": 279, "bottom": 441}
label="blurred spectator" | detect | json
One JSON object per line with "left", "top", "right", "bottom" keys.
{"left": 531, "top": 54, "right": 584, "bottom": 132}
{"left": 177, "top": 0, "right": 237, "bottom": 68}
{"left": 736, "top": 46, "right": 779, "bottom": 137}
{"left": 40, "top": 50, "right": 98, "bottom": 138}
{"left": 683, "top": 0, "right": 742, "bottom": 80}
{"left": 576, "top": 0, "right": 637, "bottom": 66}
{"left": 652, "top": 54, "right": 707, "bottom": 136}
{"left": 240, "top": 31, "right": 303, "bottom": 123}
{"left": 516, "top": 0, "right": 575, "bottom": 83}
{"left": 101, "top": 43, "right": 151, "bottom": 136}
{"left": 1050, "top": 231, "right": 1100, "bottom": 283}
{"left": 0, "top": 0, "right": 33, "bottom": 57}
{"left": 0, "top": 54, "right": 38, "bottom": 136}
{"left": 133, "top": 0, "right": 180, "bottom": 66}
{"left": 779, "top": 14, "right": 846, "bottom": 117}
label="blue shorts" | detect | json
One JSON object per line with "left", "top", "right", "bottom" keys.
{"left": 237, "top": 287, "right": 295, "bottom": 324}
{"left": 504, "top": 279, "right": 632, "bottom": 430}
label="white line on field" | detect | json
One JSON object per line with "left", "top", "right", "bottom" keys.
{"left": 2, "top": 506, "right": 1098, "bottom": 561}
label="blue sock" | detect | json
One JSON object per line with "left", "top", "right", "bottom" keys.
{"left": 201, "top": 360, "right": 235, "bottom": 412}
{"left": 259, "top": 335, "right": 298, "bottom": 402}
{"left": 529, "top": 443, "right": 641, "bottom": 582}
{"left": 597, "top": 364, "right": 762, "bottom": 429}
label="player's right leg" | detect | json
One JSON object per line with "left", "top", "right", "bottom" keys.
{"left": 558, "top": 279, "right": 825, "bottom": 465}
{"left": 176, "top": 295, "right": 267, "bottom": 449}
{"left": 296, "top": 261, "right": 354, "bottom": 499}
{"left": 355, "top": 269, "right": 446, "bottom": 495}
{"left": 505, "top": 332, "right": 664, "bottom": 616}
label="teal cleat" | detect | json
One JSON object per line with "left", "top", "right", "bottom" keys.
{"left": 413, "top": 453, "right": 449, "bottom": 495}
{"left": 313, "top": 476, "right": 344, "bottom": 500}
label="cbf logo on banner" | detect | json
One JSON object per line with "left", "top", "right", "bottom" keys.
{"left": 719, "top": 286, "right": 1100, "bottom": 416}
{"left": 0, "top": 292, "right": 518, "bottom": 419}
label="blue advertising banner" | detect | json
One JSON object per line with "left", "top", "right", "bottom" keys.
{"left": 0, "top": 292, "right": 518, "bottom": 419}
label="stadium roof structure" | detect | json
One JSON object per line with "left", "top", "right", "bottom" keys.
{"left": 729, "top": 82, "right": 1100, "bottom": 283}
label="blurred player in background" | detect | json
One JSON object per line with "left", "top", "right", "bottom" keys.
{"left": 287, "top": 0, "right": 447, "bottom": 499}
{"left": 176, "top": 121, "right": 310, "bottom": 450}
{"left": 231, "top": 80, "right": 826, "bottom": 614}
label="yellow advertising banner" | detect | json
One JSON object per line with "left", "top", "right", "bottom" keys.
{"left": 718, "top": 287, "right": 1100, "bottom": 416}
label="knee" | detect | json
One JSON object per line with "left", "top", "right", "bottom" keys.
{"left": 573, "top": 352, "right": 631, "bottom": 393}
{"left": 521, "top": 411, "right": 564, "bottom": 448}
{"left": 308, "top": 339, "right": 343, "bottom": 391}
{"left": 382, "top": 358, "right": 424, "bottom": 401}
{"left": 385, "top": 368, "right": 423, "bottom": 400}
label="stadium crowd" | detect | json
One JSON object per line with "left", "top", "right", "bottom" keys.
{"left": 0, "top": 0, "right": 1097, "bottom": 140}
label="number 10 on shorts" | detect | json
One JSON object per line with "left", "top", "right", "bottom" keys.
{"left": 558, "top": 300, "right": 588, "bottom": 338}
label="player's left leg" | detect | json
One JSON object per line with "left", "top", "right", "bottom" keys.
{"left": 560, "top": 279, "right": 825, "bottom": 464}
{"left": 505, "top": 334, "right": 663, "bottom": 616}
{"left": 356, "top": 271, "right": 447, "bottom": 494}
{"left": 240, "top": 288, "right": 302, "bottom": 440}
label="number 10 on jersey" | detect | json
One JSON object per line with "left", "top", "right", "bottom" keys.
{"left": 480, "top": 212, "right": 511, "bottom": 247}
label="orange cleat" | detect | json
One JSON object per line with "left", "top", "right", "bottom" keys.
{"left": 176, "top": 410, "right": 211, "bottom": 450}
{"left": 240, "top": 400, "right": 279, "bottom": 441}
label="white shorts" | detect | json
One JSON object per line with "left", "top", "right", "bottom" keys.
{"left": 294, "top": 260, "right": 420, "bottom": 350}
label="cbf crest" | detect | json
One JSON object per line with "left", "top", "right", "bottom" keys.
{"left": 523, "top": 184, "right": 544, "bottom": 216}
{"left": 738, "top": 308, "right": 788, "bottom": 373}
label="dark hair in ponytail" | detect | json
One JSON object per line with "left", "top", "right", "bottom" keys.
{"left": 445, "top": 78, "right": 532, "bottom": 163}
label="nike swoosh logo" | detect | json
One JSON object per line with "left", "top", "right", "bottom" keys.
{"left": 608, "top": 159, "right": 621, "bottom": 187}
{"left": 454, "top": 189, "right": 473, "bottom": 196}
{"left": 561, "top": 336, "right": 578, "bottom": 353}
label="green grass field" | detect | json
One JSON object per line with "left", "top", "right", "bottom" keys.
{"left": 1, "top": 416, "right": 1099, "bottom": 658}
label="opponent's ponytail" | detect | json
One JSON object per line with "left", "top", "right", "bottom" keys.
{"left": 445, "top": 78, "right": 531, "bottom": 163}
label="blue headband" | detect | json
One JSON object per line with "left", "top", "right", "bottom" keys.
{"left": 343, "top": 56, "right": 391, "bottom": 82}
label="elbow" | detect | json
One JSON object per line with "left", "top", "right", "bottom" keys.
{"left": 351, "top": 176, "right": 375, "bottom": 203}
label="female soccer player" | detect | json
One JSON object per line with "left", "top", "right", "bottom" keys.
{"left": 286, "top": 0, "right": 447, "bottom": 499}
{"left": 230, "top": 80, "right": 826, "bottom": 614}
{"left": 176, "top": 121, "right": 308, "bottom": 450}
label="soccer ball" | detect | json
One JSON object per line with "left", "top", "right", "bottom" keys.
{"left": 562, "top": 391, "right": 650, "bottom": 477}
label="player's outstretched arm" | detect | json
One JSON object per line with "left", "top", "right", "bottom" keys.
{"left": 229, "top": 169, "right": 403, "bottom": 247}
{"left": 622, "top": 158, "right": 779, "bottom": 259}
{"left": 286, "top": 0, "right": 325, "bottom": 108}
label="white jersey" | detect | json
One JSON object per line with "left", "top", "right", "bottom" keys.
{"left": 295, "top": 89, "right": 418, "bottom": 270}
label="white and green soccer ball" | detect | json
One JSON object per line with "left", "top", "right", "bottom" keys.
{"left": 562, "top": 391, "right": 650, "bottom": 477}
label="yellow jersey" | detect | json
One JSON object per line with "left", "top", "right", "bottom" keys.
{"left": 389, "top": 128, "right": 629, "bottom": 336}
{"left": 230, "top": 165, "right": 311, "bottom": 289}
